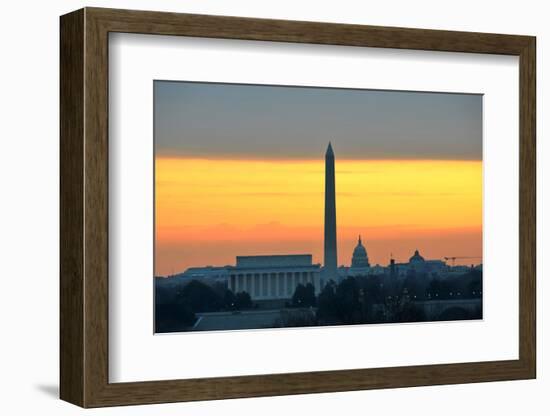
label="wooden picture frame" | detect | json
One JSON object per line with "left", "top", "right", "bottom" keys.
{"left": 60, "top": 7, "right": 536, "bottom": 408}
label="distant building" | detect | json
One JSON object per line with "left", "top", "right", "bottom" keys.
{"left": 228, "top": 254, "right": 321, "bottom": 301}
{"left": 179, "top": 266, "right": 231, "bottom": 284}
{"left": 425, "top": 260, "right": 448, "bottom": 276}
{"left": 347, "top": 235, "right": 371, "bottom": 277}
{"left": 408, "top": 249, "right": 425, "bottom": 272}
{"left": 392, "top": 249, "right": 447, "bottom": 278}
{"left": 410, "top": 249, "right": 446, "bottom": 276}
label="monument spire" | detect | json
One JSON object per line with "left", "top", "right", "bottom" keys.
{"left": 324, "top": 142, "right": 338, "bottom": 281}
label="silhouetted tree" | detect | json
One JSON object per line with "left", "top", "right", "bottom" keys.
{"left": 334, "top": 277, "right": 361, "bottom": 324}
{"left": 291, "top": 284, "right": 305, "bottom": 307}
{"left": 359, "top": 275, "right": 384, "bottom": 305}
{"left": 175, "top": 280, "right": 224, "bottom": 313}
{"left": 292, "top": 283, "right": 316, "bottom": 307}
{"left": 234, "top": 291, "right": 252, "bottom": 310}
{"left": 224, "top": 289, "right": 236, "bottom": 310}
{"left": 155, "top": 302, "right": 196, "bottom": 332}
{"left": 211, "top": 281, "right": 229, "bottom": 298}
{"left": 316, "top": 281, "right": 338, "bottom": 324}
{"left": 303, "top": 283, "right": 317, "bottom": 307}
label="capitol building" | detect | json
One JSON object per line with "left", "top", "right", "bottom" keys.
{"left": 337, "top": 237, "right": 447, "bottom": 280}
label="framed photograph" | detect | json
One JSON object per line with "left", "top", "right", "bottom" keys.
{"left": 60, "top": 7, "right": 536, "bottom": 407}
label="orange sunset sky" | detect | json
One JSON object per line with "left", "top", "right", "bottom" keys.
{"left": 154, "top": 82, "right": 482, "bottom": 276}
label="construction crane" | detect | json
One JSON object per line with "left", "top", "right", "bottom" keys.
{"left": 443, "top": 256, "right": 482, "bottom": 267}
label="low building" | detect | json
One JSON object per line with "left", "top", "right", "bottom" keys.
{"left": 391, "top": 249, "right": 447, "bottom": 278}
{"left": 227, "top": 254, "right": 321, "bottom": 301}
{"left": 178, "top": 265, "right": 231, "bottom": 284}
{"left": 424, "top": 260, "right": 447, "bottom": 276}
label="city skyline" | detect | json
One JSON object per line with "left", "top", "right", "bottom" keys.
{"left": 155, "top": 81, "right": 482, "bottom": 276}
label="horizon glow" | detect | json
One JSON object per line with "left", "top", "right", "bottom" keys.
{"left": 154, "top": 81, "right": 482, "bottom": 276}
{"left": 155, "top": 157, "right": 482, "bottom": 275}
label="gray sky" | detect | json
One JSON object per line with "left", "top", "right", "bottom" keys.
{"left": 154, "top": 81, "right": 482, "bottom": 160}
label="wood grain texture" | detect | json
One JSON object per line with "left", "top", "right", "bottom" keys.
{"left": 59, "top": 8, "right": 84, "bottom": 407}
{"left": 518, "top": 38, "right": 536, "bottom": 375}
{"left": 59, "top": 7, "right": 537, "bottom": 408}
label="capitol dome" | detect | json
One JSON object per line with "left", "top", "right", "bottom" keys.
{"left": 409, "top": 249, "right": 425, "bottom": 263}
{"left": 351, "top": 235, "right": 370, "bottom": 268}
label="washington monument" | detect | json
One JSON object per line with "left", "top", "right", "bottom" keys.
{"left": 324, "top": 142, "right": 338, "bottom": 279}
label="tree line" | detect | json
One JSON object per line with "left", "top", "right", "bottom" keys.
{"left": 155, "top": 270, "right": 482, "bottom": 331}
{"left": 155, "top": 279, "right": 253, "bottom": 332}
{"left": 310, "top": 270, "right": 482, "bottom": 327}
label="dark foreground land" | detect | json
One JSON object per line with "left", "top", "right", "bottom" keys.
{"left": 155, "top": 271, "right": 482, "bottom": 333}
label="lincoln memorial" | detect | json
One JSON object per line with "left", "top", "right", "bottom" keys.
{"left": 228, "top": 255, "right": 321, "bottom": 301}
